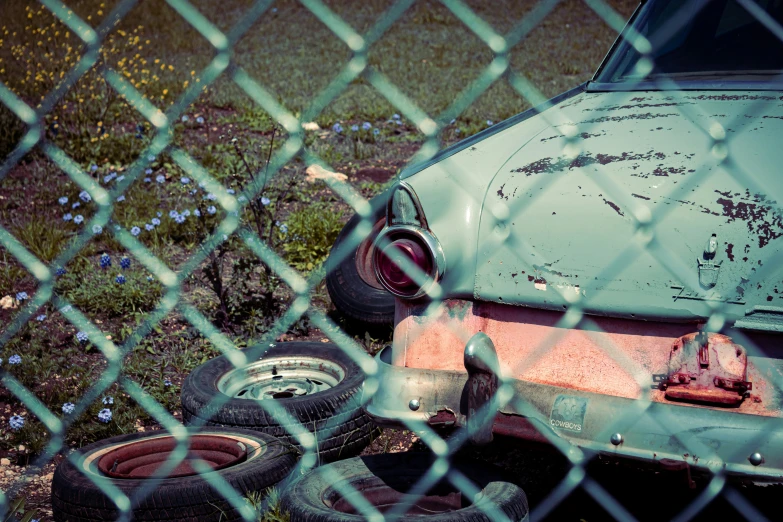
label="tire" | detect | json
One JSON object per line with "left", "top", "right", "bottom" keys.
{"left": 181, "top": 342, "right": 378, "bottom": 463}
{"left": 281, "top": 453, "right": 529, "bottom": 521}
{"left": 325, "top": 192, "right": 395, "bottom": 327}
{"left": 51, "top": 427, "right": 297, "bottom": 522}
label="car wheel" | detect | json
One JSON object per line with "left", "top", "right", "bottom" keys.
{"left": 181, "top": 342, "right": 378, "bottom": 463}
{"left": 325, "top": 192, "right": 395, "bottom": 328}
{"left": 281, "top": 453, "right": 529, "bottom": 521}
{"left": 51, "top": 427, "right": 296, "bottom": 522}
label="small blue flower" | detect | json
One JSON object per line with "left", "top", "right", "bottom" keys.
{"left": 392, "top": 113, "right": 400, "bottom": 120}
{"left": 227, "top": 189, "right": 235, "bottom": 195}
{"left": 15, "top": 292, "right": 28, "bottom": 301}
{"left": 193, "top": 208, "right": 201, "bottom": 217}
{"left": 102, "top": 396, "right": 114, "bottom": 405}
{"left": 280, "top": 223, "right": 288, "bottom": 234}
{"left": 373, "top": 128, "right": 380, "bottom": 135}
{"left": 207, "top": 206, "right": 217, "bottom": 215}
{"left": 92, "top": 224, "right": 103, "bottom": 234}
{"left": 146, "top": 275, "right": 154, "bottom": 282}
{"left": 100, "top": 253, "right": 111, "bottom": 268}
{"left": 55, "top": 267, "right": 66, "bottom": 276}
{"left": 63, "top": 213, "right": 73, "bottom": 222}
{"left": 120, "top": 257, "right": 131, "bottom": 269}
{"left": 332, "top": 123, "right": 343, "bottom": 134}
{"left": 116, "top": 195, "right": 125, "bottom": 202}
{"left": 144, "top": 178, "right": 151, "bottom": 183}
{"left": 175, "top": 214, "right": 186, "bottom": 224}
{"left": 103, "top": 173, "right": 115, "bottom": 183}
{"left": 151, "top": 218, "right": 161, "bottom": 226}
{"left": 261, "top": 197, "right": 271, "bottom": 206}
{"left": 181, "top": 177, "right": 190, "bottom": 184}
{"left": 36, "top": 314, "right": 46, "bottom": 322}
{"left": 145, "top": 168, "right": 153, "bottom": 175}
{"left": 90, "top": 164, "right": 98, "bottom": 172}
{"left": 362, "top": 122, "right": 372, "bottom": 130}
{"left": 350, "top": 124, "right": 359, "bottom": 132}
{"left": 169, "top": 210, "right": 179, "bottom": 218}
{"left": 196, "top": 116, "right": 205, "bottom": 124}
{"left": 58, "top": 196, "right": 68, "bottom": 205}
{"left": 181, "top": 115, "right": 189, "bottom": 123}
{"left": 115, "top": 275, "right": 126, "bottom": 285}
{"left": 130, "top": 226, "right": 141, "bottom": 237}
{"left": 9, "top": 415, "right": 24, "bottom": 431}
{"left": 73, "top": 215, "right": 84, "bottom": 225}
{"left": 164, "top": 378, "right": 172, "bottom": 387}
{"left": 72, "top": 202, "right": 80, "bottom": 209}
{"left": 156, "top": 175, "right": 165, "bottom": 183}
{"left": 8, "top": 355, "right": 21, "bottom": 365}
{"left": 181, "top": 209, "right": 191, "bottom": 217}
{"left": 79, "top": 190, "right": 91, "bottom": 202}
{"left": 76, "top": 331, "right": 88, "bottom": 344}
{"left": 206, "top": 193, "right": 217, "bottom": 201}
{"left": 145, "top": 223, "right": 154, "bottom": 231}
{"left": 486, "top": 120, "right": 493, "bottom": 126}
{"left": 62, "top": 402, "right": 75, "bottom": 414}
{"left": 97, "top": 408, "right": 112, "bottom": 423}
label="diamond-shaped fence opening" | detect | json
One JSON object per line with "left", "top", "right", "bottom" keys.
{"left": 1, "top": 0, "right": 783, "bottom": 520}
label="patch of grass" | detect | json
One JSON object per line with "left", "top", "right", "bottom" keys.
{"left": 282, "top": 203, "right": 345, "bottom": 272}
{"left": 55, "top": 255, "right": 163, "bottom": 316}
{"left": 11, "top": 219, "right": 72, "bottom": 263}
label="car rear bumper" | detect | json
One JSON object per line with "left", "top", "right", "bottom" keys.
{"left": 363, "top": 345, "right": 783, "bottom": 481}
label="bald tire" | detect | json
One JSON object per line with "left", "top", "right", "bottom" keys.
{"left": 281, "top": 453, "right": 529, "bottom": 522}
{"left": 325, "top": 192, "right": 395, "bottom": 327}
{"left": 51, "top": 428, "right": 296, "bottom": 522}
{"left": 181, "top": 342, "right": 378, "bottom": 463}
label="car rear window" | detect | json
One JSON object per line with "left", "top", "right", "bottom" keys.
{"left": 600, "top": 0, "right": 783, "bottom": 83}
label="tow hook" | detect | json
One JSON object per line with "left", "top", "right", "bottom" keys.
{"left": 464, "top": 332, "right": 500, "bottom": 445}
{"left": 659, "top": 331, "right": 751, "bottom": 406}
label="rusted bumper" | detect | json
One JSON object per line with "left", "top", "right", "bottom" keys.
{"left": 363, "top": 346, "right": 783, "bottom": 481}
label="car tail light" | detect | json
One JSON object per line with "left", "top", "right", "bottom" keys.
{"left": 374, "top": 227, "right": 444, "bottom": 299}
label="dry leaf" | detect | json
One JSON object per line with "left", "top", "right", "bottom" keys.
{"left": 305, "top": 164, "right": 348, "bottom": 183}
{"left": 0, "top": 296, "right": 16, "bottom": 310}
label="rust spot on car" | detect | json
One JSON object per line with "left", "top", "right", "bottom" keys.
{"left": 497, "top": 184, "right": 507, "bottom": 200}
{"left": 715, "top": 193, "right": 783, "bottom": 248}
{"left": 688, "top": 94, "right": 777, "bottom": 101}
{"left": 527, "top": 275, "right": 535, "bottom": 282}
{"left": 602, "top": 199, "right": 624, "bottom": 217}
{"left": 632, "top": 193, "right": 650, "bottom": 200}
{"left": 584, "top": 102, "right": 690, "bottom": 112}
{"left": 725, "top": 243, "right": 735, "bottom": 261}
{"left": 580, "top": 112, "right": 678, "bottom": 124}
{"left": 652, "top": 166, "right": 687, "bottom": 176}
{"left": 511, "top": 150, "right": 668, "bottom": 177}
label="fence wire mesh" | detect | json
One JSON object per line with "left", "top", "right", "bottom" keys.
{"left": 1, "top": 0, "right": 782, "bottom": 520}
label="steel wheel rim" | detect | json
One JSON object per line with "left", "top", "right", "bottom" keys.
{"left": 217, "top": 355, "right": 346, "bottom": 400}
{"left": 80, "top": 432, "right": 266, "bottom": 479}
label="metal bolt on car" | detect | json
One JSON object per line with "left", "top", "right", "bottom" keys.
{"left": 363, "top": 0, "right": 783, "bottom": 486}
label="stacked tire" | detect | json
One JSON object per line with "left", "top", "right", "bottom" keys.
{"left": 180, "top": 342, "right": 377, "bottom": 463}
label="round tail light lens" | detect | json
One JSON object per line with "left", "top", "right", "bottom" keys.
{"left": 376, "top": 236, "right": 434, "bottom": 298}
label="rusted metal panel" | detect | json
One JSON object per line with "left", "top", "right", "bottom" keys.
{"left": 393, "top": 299, "right": 783, "bottom": 416}
{"left": 363, "top": 346, "right": 783, "bottom": 481}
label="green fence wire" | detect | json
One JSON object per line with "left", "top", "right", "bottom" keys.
{"left": 1, "top": 0, "right": 782, "bottom": 520}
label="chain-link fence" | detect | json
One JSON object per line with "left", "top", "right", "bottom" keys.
{"left": 2, "top": 0, "right": 783, "bottom": 520}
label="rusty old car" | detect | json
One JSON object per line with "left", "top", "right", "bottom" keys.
{"left": 362, "top": 0, "right": 783, "bottom": 482}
